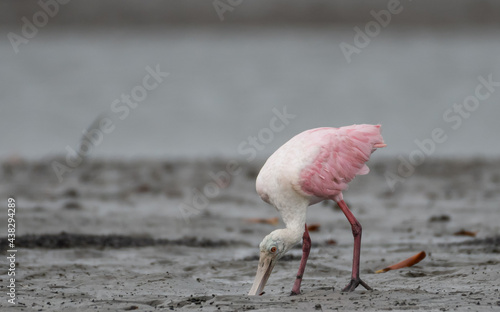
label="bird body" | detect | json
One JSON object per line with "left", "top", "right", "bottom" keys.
{"left": 257, "top": 125, "right": 385, "bottom": 206}
{"left": 249, "top": 124, "right": 386, "bottom": 296}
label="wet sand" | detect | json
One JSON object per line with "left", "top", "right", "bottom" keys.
{"left": 1, "top": 157, "right": 499, "bottom": 311}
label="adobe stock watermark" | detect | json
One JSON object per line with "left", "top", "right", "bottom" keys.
{"left": 178, "top": 106, "right": 296, "bottom": 222}
{"left": 7, "top": 0, "right": 71, "bottom": 54}
{"left": 385, "top": 74, "right": 500, "bottom": 191}
{"left": 213, "top": 0, "right": 243, "bottom": 21}
{"left": 339, "top": 0, "right": 409, "bottom": 64}
{"left": 52, "top": 64, "right": 169, "bottom": 182}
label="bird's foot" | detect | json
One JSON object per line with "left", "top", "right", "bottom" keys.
{"left": 341, "top": 278, "right": 372, "bottom": 292}
{"left": 290, "top": 284, "right": 301, "bottom": 296}
{"left": 290, "top": 274, "right": 304, "bottom": 296}
{"left": 290, "top": 290, "right": 301, "bottom": 296}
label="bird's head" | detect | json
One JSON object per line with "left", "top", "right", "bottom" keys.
{"left": 248, "top": 229, "right": 293, "bottom": 295}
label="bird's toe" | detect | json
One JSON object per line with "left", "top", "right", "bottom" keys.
{"left": 341, "top": 278, "right": 372, "bottom": 292}
{"left": 341, "top": 280, "right": 355, "bottom": 292}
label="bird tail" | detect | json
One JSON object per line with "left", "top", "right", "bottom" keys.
{"left": 339, "top": 124, "right": 386, "bottom": 176}
{"left": 342, "top": 124, "right": 386, "bottom": 150}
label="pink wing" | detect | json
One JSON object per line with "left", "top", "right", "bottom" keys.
{"left": 298, "top": 124, "right": 385, "bottom": 202}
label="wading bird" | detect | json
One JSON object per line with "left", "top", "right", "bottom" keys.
{"left": 248, "top": 124, "right": 386, "bottom": 296}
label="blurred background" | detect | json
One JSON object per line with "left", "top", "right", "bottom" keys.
{"left": 1, "top": 3, "right": 500, "bottom": 309}
{"left": 1, "top": 0, "right": 500, "bottom": 160}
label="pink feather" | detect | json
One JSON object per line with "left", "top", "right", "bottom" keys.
{"left": 298, "top": 124, "right": 385, "bottom": 202}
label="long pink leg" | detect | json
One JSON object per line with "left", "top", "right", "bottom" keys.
{"left": 290, "top": 224, "right": 311, "bottom": 295}
{"left": 337, "top": 200, "right": 372, "bottom": 292}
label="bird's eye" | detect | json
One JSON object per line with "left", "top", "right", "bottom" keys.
{"left": 270, "top": 246, "right": 277, "bottom": 253}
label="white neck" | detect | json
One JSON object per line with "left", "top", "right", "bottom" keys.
{"left": 277, "top": 227, "right": 304, "bottom": 252}
{"left": 276, "top": 197, "right": 309, "bottom": 251}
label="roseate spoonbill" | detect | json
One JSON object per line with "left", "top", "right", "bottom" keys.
{"left": 248, "top": 124, "right": 386, "bottom": 296}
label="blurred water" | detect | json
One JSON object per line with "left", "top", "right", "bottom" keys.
{"left": 1, "top": 26, "right": 499, "bottom": 160}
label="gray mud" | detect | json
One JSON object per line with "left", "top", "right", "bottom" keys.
{"left": 1, "top": 157, "right": 499, "bottom": 311}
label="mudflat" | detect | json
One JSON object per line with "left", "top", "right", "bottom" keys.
{"left": 1, "top": 157, "right": 499, "bottom": 311}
